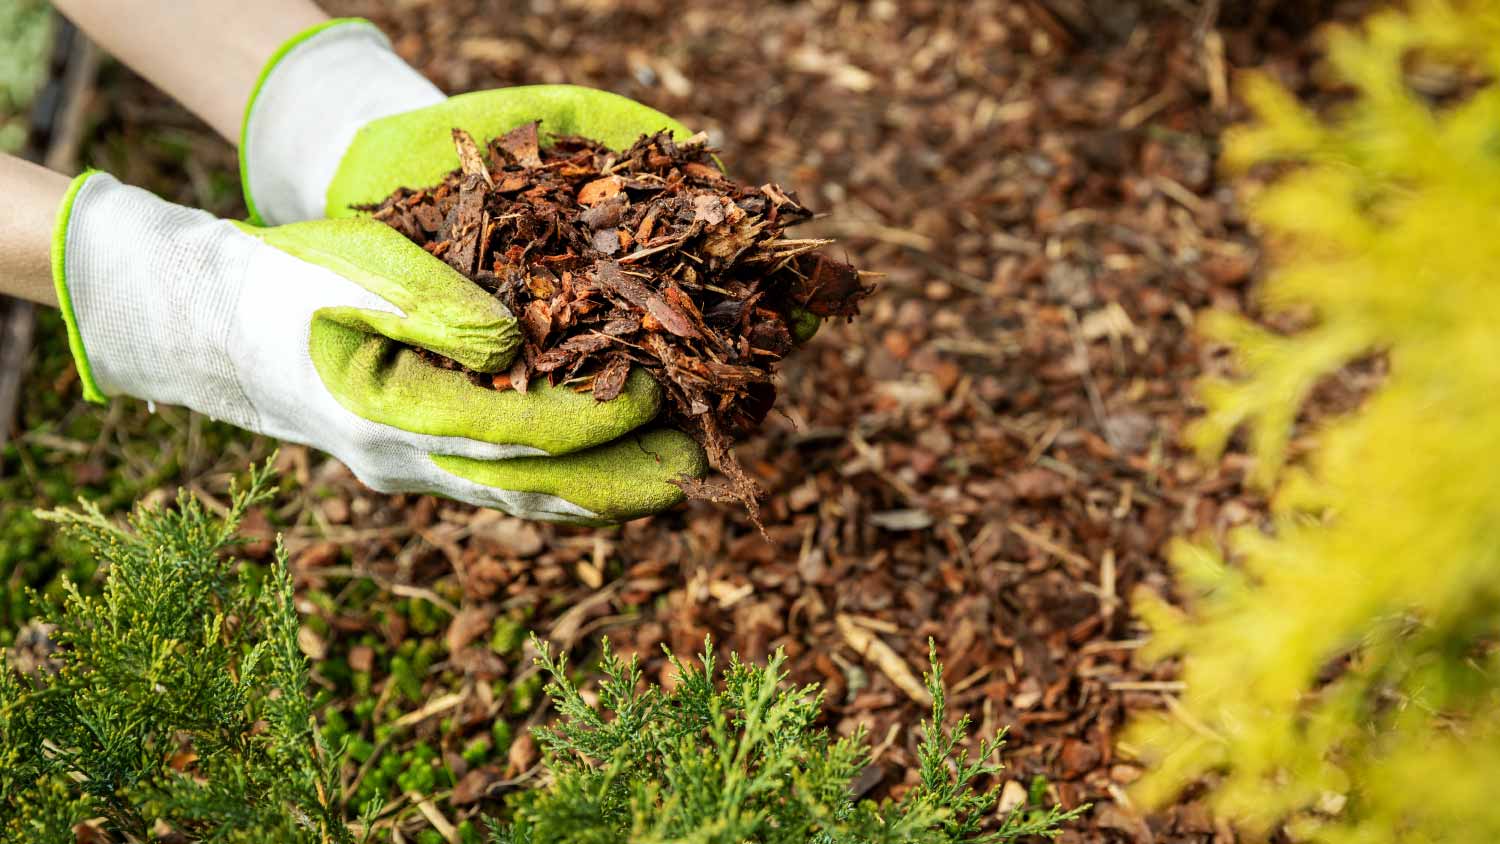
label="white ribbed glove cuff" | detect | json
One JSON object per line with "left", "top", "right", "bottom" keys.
{"left": 240, "top": 19, "right": 444, "bottom": 225}
{"left": 59, "top": 172, "right": 259, "bottom": 427}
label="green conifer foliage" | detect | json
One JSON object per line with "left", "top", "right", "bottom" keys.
{"left": 0, "top": 460, "right": 360, "bottom": 843}
{"left": 1126, "top": 2, "right": 1500, "bottom": 841}
{"left": 0, "top": 462, "right": 1077, "bottom": 842}
{"left": 493, "top": 638, "right": 1080, "bottom": 844}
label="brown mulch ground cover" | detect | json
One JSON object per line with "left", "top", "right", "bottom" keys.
{"left": 61, "top": 1, "right": 1378, "bottom": 840}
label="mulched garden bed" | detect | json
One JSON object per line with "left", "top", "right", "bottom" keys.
{"left": 73, "top": 0, "right": 1376, "bottom": 840}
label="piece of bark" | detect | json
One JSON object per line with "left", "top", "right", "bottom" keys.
{"left": 452, "top": 128, "right": 493, "bottom": 188}
{"left": 493, "top": 122, "right": 542, "bottom": 167}
{"left": 0, "top": 300, "right": 35, "bottom": 459}
{"left": 592, "top": 354, "right": 631, "bottom": 402}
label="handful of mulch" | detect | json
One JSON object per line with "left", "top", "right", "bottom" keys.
{"left": 362, "top": 123, "right": 871, "bottom": 521}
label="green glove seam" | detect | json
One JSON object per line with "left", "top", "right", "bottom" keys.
{"left": 51, "top": 169, "right": 106, "bottom": 404}
{"left": 237, "top": 16, "right": 374, "bottom": 225}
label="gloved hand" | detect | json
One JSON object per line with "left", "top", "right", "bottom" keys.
{"left": 238, "top": 18, "right": 690, "bottom": 224}
{"left": 51, "top": 171, "right": 705, "bottom": 524}
{"left": 240, "top": 21, "right": 821, "bottom": 344}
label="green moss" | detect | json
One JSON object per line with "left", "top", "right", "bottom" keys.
{"left": 407, "top": 598, "right": 446, "bottom": 635}
{"left": 462, "top": 736, "right": 491, "bottom": 766}
{"left": 509, "top": 673, "right": 543, "bottom": 715}
{"left": 352, "top": 696, "right": 376, "bottom": 722}
{"left": 391, "top": 657, "right": 423, "bottom": 703}
{"left": 346, "top": 738, "right": 375, "bottom": 764}
{"left": 489, "top": 617, "right": 526, "bottom": 655}
{"left": 378, "top": 753, "right": 403, "bottom": 779}
{"left": 490, "top": 721, "right": 513, "bottom": 757}
{"left": 396, "top": 764, "right": 434, "bottom": 794}
{"left": 413, "top": 640, "right": 440, "bottom": 675}
{"left": 322, "top": 708, "right": 349, "bottom": 739}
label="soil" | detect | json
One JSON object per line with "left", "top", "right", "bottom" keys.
{"left": 362, "top": 125, "right": 870, "bottom": 518}
{"left": 67, "top": 0, "right": 1383, "bottom": 840}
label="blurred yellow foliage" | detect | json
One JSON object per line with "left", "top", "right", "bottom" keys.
{"left": 1126, "top": 2, "right": 1500, "bottom": 841}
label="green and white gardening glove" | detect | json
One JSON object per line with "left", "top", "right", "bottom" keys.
{"left": 51, "top": 171, "right": 705, "bottom": 524}
{"left": 241, "top": 20, "right": 823, "bottom": 343}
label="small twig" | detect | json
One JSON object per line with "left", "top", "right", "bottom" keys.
{"left": 835, "top": 613, "right": 932, "bottom": 706}
{"left": 1108, "top": 680, "right": 1187, "bottom": 692}
{"left": 389, "top": 692, "right": 465, "bottom": 731}
{"left": 1099, "top": 549, "right": 1118, "bottom": 618}
{"left": 406, "top": 791, "right": 459, "bottom": 843}
{"left": 0, "top": 301, "right": 35, "bottom": 459}
{"left": 387, "top": 583, "right": 460, "bottom": 618}
{"left": 1118, "top": 87, "right": 1178, "bottom": 130}
{"left": 1065, "top": 306, "right": 1120, "bottom": 451}
{"left": 547, "top": 582, "right": 622, "bottom": 646}
{"left": 1008, "top": 520, "right": 1093, "bottom": 576}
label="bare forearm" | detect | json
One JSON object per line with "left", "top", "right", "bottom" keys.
{"left": 0, "top": 155, "right": 71, "bottom": 307}
{"left": 51, "top": 0, "right": 328, "bottom": 142}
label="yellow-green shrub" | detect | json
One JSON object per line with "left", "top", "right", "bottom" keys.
{"left": 1126, "top": 2, "right": 1500, "bottom": 842}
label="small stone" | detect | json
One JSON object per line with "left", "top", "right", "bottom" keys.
{"left": 868, "top": 509, "right": 934, "bottom": 531}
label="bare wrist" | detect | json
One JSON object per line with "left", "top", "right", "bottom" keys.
{"left": 0, "top": 155, "right": 70, "bottom": 307}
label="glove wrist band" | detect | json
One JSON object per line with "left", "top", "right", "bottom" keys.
{"left": 238, "top": 18, "right": 445, "bottom": 225}
{"left": 51, "top": 170, "right": 104, "bottom": 403}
